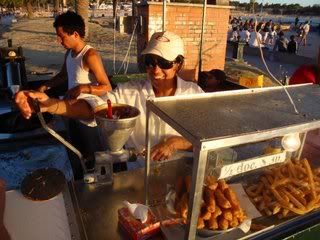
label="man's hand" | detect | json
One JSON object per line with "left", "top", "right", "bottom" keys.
{"left": 37, "top": 85, "right": 48, "bottom": 93}
{"left": 15, "top": 91, "right": 50, "bottom": 119}
{"left": 64, "top": 85, "right": 90, "bottom": 99}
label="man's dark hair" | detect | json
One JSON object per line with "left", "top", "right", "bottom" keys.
{"left": 198, "top": 69, "right": 226, "bottom": 92}
{"left": 53, "top": 11, "right": 85, "bottom": 38}
{"left": 290, "top": 35, "right": 295, "bottom": 41}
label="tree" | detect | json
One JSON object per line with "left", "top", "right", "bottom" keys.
{"left": 132, "top": 0, "right": 137, "bottom": 19}
{"left": 75, "top": 0, "right": 89, "bottom": 37}
{"left": 25, "top": 0, "right": 34, "bottom": 18}
{"left": 112, "top": 0, "right": 117, "bottom": 19}
{"left": 53, "top": 0, "right": 59, "bottom": 16}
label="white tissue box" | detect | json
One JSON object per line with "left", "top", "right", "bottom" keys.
{"left": 118, "top": 207, "right": 160, "bottom": 240}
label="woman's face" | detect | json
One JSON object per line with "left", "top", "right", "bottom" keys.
{"left": 145, "top": 54, "right": 180, "bottom": 88}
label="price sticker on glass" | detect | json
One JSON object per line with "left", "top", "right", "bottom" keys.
{"left": 218, "top": 151, "right": 286, "bottom": 179}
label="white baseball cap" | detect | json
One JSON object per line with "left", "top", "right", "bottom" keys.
{"left": 141, "top": 31, "right": 184, "bottom": 61}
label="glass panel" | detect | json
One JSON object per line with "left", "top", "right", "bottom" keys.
{"left": 147, "top": 129, "right": 320, "bottom": 239}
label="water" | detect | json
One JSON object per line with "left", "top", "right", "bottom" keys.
{"left": 235, "top": 14, "right": 320, "bottom": 27}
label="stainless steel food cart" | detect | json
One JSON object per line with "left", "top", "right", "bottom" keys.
{"left": 144, "top": 84, "right": 320, "bottom": 240}
{"left": 5, "top": 84, "right": 320, "bottom": 240}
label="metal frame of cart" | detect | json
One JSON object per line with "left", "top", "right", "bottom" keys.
{"left": 145, "top": 84, "right": 320, "bottom": 239}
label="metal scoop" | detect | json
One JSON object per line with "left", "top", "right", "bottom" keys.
{"left": 31, "top": 99, "right": 95, "bottom": 183}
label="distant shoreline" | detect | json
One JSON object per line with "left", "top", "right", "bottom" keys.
{"left": 231, "top": 11, "right": 320, "bottom": 26}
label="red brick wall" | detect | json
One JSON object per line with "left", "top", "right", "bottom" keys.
{"left": 137, "top": 3, "right": 231, "bottom": 81}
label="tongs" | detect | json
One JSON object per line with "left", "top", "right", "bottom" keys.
{"left": 31, "top": 99, "right": 92, "bottom": 179}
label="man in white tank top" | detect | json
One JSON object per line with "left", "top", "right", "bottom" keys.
{"left": 37, "top": 11, "right": 112, "bottom": 179}
{"left": 38, "top": 11, "right": 112, "bottom": 99}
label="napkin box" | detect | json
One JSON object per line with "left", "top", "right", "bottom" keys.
{"left": 118, "top": 207, "right": 160, "bottom": 240}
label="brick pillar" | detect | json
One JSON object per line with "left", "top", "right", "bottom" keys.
{"left": 137, "top": 2, "right": 231, "bottom": 81}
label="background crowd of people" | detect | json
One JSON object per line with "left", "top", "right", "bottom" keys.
{"left": 228, "top": 16, "right": 312, "bottom": 54}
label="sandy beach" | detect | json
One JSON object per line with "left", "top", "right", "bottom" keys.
{"left": 1, "top": 15, "right": 319, "bottom": 84}
{"left": 0, "top": 16, "right": 139, "bottom": 82}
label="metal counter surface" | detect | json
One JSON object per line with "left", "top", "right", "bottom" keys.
{"left": 73, "top": 154, "right": 193, "bottom": 240}
{"left": 72, "top": 161, "right": 320, "bottom": 240}
{"left": 73, "top": 168, "right": 162, "bottom": 240}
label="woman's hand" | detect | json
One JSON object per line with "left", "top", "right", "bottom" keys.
{"left": 151, "top": 136, "right": 192, "bottom": 161}
{"left": 65, "top": 85, "right": 91, "bottom": 99}
{"left": 151, "top": 138, "right": 176, "bottom": 161}
{"left": 14, "top": 91, "right": 51, "bottom": 119}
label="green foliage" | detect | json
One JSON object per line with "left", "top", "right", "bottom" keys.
{"left": 0, "top": 0, "right": 49, "bottom": 8}
{"left": 0, "top": 0, "right": 29, "bottom": 8}
{"left": 0, "top": 0, "right": 20, "bottom": 7}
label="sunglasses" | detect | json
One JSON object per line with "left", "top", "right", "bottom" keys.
{"left": 144, "top": 55, "right": 175, "bottom": 69}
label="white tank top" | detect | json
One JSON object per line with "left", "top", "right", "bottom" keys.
{"left": 66, "top": 45, "right": 97, "bottom": 90}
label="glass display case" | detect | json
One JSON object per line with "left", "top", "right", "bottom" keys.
{"left": 144, "top": 84, "right": 320, "bottom": 240}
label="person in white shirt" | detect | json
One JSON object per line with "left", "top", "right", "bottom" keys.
{"left": 15, "top": 31, "right": 204, "bottom": 162}
{"left": 267, "top": 27, "right": 277, "bottom": 46}
{"left": 239, "top": 27, "right": 250, "bottom": 44}
{"left": 38, "top": 11, "right": 112, "bottom": 98}
{"left": 249, "top": 30, "right": 264, "bottom": 48}
{"left": 230, "top": 27, "right": 238, "bottom": 42}
{"left": 300, "top": 20, "right": 310, "bottom": 46}
{"left": 36, "top": 11, "right": 113, "bottom": 178}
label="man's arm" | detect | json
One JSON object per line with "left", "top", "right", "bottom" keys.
{"left": 15, "top": 91, "right": 94, "bottom": 120}
{"left": 85, "top": 48, "right": 112, "bottom": 94}
{"left": 38, "top": 53, "right": 68, "bottom": 92}
{"left": 64, "top": 48, "right": 112, "bottom": 99}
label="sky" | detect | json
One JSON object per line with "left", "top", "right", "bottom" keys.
{"left": 236, "top": 0, "right": 319, "bottom": 7}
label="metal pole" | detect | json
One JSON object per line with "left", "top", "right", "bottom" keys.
{"left": 296, "top": 132, "right": 307, "bottom": 160}
{"left": 145, "top": 102, "right": 152, "bottom": 205}
{"left": 113, "top": 6, "right": 117, "bottom": 74}
{"left": 198, "top": 0, "right": 207, "bottom": 74}
{"left": 162, "top": 0, "right": 166, "bottom": 31}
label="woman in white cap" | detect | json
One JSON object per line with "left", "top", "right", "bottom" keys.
{"left": 15, "top": 31, "right": 203, "bottom": 162}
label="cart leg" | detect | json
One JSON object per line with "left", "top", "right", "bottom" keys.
{"left": 185, "top": 146, "right": 208, "bottom": 240}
